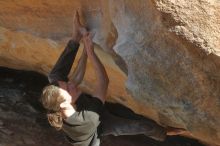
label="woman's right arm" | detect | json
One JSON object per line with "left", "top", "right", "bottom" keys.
{"left": 83, "top": 33, "right": 109, "bottom": 103}
{"left": 69, "top": 47, "right": 87, "bottom": 86}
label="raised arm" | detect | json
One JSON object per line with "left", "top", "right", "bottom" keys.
{"left": 48, "top": 40, "right": 80, "bottom": 84}
{"left": 69, "top": 47, "right": 87, "bottom": 86}
{"left": 83, "top": 33, "right": 109, "bottom": 103}
{"left": 48, "top": 11, "right": 86, "bottom": 84}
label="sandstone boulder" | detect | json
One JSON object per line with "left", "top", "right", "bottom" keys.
{"left": 0, "top": 0, "right": 219, "bottom": 145}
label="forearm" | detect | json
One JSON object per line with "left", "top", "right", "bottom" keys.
{"left": 82, "top": 32, "right": 109, "bottom": 100}
{"left": 48, "top": 40, "right": 80, "bottom": 83}
{"left": 70, "top": 49, "right": 87, "bottom": 85}
{"left": 88, "top": 50, "right": 109, "bottom": 89}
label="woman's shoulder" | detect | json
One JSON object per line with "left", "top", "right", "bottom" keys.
{"left": 76, "top": 92, "right": 104, "bottom": 114}
{"left": 78, "top": 92, "right": 102, "bottom": 104}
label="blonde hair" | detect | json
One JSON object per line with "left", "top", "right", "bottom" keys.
{"left": 41, "top": 85, "right": 65, "bottom": 130}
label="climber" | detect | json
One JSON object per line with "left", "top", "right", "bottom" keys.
{"left": 41, "top": 11, "right": 109, "bottom": 146}
{"left": 41, "top": 11, "right": 188, "bottom": 146}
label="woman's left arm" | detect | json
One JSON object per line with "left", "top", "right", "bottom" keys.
{"left": 69, "top": 47, "right": 87, "bottom": 86}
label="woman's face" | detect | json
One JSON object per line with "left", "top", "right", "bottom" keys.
{"left": 58, "top": 81, "right": 72, "bottom": 104}
{"left": 59, "top": 87, "right": 72, "bottom": 104}
{"left": 57, "top": 81, "right": 80, "bottom": 104}
{"left": 58, "top": 83, "right": 76, "bottom": 118}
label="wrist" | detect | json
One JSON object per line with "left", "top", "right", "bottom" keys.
{"left": 86, "top": 47, "right": 94, "bottom": 54}
{"left": 68, "top": 39, "right": 80, "bottom": 48}
{"left": 71, "top": 38, "right": 80, "bottom": 44}
{"left": 82, "top": 48, "right": 88, "bottom": 55}
{"left": 87, "top": 52, "right": 95, "bottom": 58}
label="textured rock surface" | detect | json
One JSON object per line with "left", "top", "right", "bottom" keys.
{"left": 0, "top": 0, "right": 220, "bottom": 145}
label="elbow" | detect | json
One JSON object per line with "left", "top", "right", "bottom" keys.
{"left": 106, "top": 77, "right": 109, "bottom": 85}
{"left": 48, "top": 73, "right": 55, "bottom": 84}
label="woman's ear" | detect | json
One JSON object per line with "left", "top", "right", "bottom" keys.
{"left": 60, "top": 101, "right": 67, "bottom": 109}
{"left": 60, "top": 101, "right": 73, "bottom": 110}
{"left": 59, "top": 101, "right": 76, "bottom": 118}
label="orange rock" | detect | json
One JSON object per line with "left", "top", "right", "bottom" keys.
{"left": 0, "top": 1, "right": 220, "bottom": 145}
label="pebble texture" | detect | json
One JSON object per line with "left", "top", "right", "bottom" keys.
{"left": 0, "top": 0, "right": 219, "bottom": 145}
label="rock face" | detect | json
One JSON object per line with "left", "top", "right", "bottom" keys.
{"left": 0, "top": 0, "right": 219, "bottom": 145}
